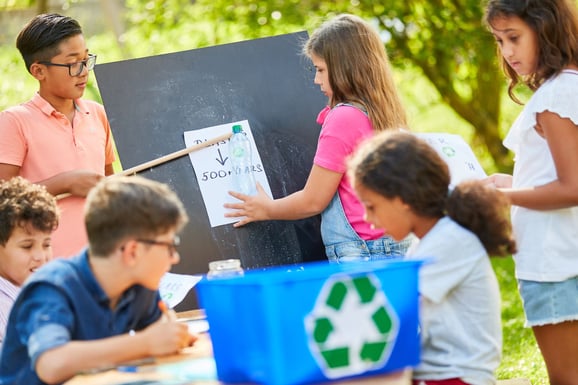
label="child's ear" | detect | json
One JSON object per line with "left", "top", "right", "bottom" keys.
{"left": 29, "top": 63, "right": 46, "bottom": 80}
{"left": 120, "top": 239, "right": 139, "bottom": 266}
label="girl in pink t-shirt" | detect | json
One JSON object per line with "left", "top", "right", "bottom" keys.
{"left": 225, "top": 14, "right": 412, "bottom": 260}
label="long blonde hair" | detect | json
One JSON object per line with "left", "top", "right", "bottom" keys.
{"left": 304, "top": 14, "right": 407, "bottom": 131}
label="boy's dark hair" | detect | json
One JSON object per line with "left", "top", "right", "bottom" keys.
{"left": 349, "top": 131, "right": 517, "bottom": 257}
{"left": 16, "top": 13, "right": 82, "bottom": 73}
{"left": 484, "top": 0, "right": 578, "bottom": 102}
{"left": 85, "top": 176, "right": 189, "bottom": 257}
{"left": 0, "top": 177, "right": 59, "bottom": 246}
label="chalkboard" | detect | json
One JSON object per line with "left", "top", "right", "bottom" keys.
{"left": 94, "top": 31, "right": 328, "bottom": 310}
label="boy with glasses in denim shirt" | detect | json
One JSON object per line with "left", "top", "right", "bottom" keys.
{"left": 0, "top": 13, "right": 115, "bottom": 258}
{"left": 0, "top": 176, "right": 196, "bottom": 385}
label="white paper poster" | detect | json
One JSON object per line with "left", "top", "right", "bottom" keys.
{"left": 415, "top": 132, "right": 487, "bottom": 187}
{"left": 159, "top": 272, "right": 203, "bottom": 309}
{"left": 184, "top": 120, "right": 272, "bottom": 227}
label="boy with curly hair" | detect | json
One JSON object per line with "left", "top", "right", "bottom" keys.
{"left": 0, "top": 176, "right": 59, "bottom": 344}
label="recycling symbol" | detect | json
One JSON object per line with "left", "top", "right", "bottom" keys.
{"left": 305, "top": 273, "right": 399, "bottom": 379}
{"left": 442, "top": 145, "right": 456, "bottom": 157}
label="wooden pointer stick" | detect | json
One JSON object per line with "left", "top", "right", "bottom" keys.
{"left": 119, "top": 131, "right": 232, "bottom": 176}
{"left": 56, "top": 131, "right": 233, "bottom": 200}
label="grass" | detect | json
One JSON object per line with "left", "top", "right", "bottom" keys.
{"left": 0, "top": 33, "right": 547, "bottom": 384}
{"left": 493, "top": 257, "right": 548, "bottom": 383}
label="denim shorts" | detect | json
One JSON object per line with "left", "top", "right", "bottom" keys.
{"left": 325, "top": 236, "right": 412, "bottom": 263}
{"left": 518, "top": 277, "right": 578, "bottom": 327}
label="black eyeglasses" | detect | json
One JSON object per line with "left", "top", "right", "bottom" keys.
{"left": 136, "top": 235, "right": 181, "bottom": 257}
{"left": 38, "top": 53, "right": 97, "bottom": 77}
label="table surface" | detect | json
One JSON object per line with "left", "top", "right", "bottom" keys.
{"left": 64, "top": 310, "right": 412, "bottom": 385}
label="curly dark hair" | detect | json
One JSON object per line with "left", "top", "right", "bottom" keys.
{"left": 447, "top": 181, "right": 517, "bottom": 256}
{"left": 348, "top": 131, "right": 516, "bottom": 257}
{"left": 0, "top": 177, "right": 59, "bottom": 246}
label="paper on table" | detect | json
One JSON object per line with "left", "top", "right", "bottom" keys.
{"left": 159, "top": 272, "right": 202, "bottom": 309}
{"left": 415, "top": 132, "right": 487, "bottom": 188}
{"left": 186, "top": 319, "right": 210, "bottom": 334}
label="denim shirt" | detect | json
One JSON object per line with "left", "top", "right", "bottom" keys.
{"left": 0, "top": 249, "right": 161, "bottom": 385}
{"left": 321, "top": 193, "right": 413, "bottom": 262}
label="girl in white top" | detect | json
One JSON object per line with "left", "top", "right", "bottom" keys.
{"left": 485, "top": 1, "right": 578, "bottom": 384}
{"left": 348, "top": 131, "right": 516, "bottom": 385}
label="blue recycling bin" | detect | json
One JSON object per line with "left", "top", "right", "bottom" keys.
{"left": 196, "top": 259, "right": 423, "bottom": 385}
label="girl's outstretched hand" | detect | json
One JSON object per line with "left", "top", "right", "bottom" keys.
{"left": 484, "top": 173, "right": 513, "bottom": 189}
{"left": 224, "top": 182, "right": 272, "bottom": 227}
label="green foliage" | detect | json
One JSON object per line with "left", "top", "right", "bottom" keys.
{"left": 157, "top": 0, "right": 512, "bottom": 171}
{"left": 0, "top": 46, "right": 33, "bottom": 109}
{"left": 121, "top": 0, "right": 259, "bottom": 57}
{"left": 0, "top": 0, "right": 32, "bottom": 10}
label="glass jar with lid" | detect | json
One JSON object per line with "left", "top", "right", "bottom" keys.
{"left": 207, "top": 258, "right": 244, "bottom": 279}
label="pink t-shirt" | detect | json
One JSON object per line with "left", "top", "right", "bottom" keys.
{"left": 313, "top": 104, "right": 384, "bottom": 240}
{"left": 0, "top": 93, "right": 115, "bottom": 257}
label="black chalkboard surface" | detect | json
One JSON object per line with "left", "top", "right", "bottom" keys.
{"left": 94, "top": 31, "right": 328, "bottom": 310}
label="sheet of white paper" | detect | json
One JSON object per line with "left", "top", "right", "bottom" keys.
{"left": 159, "top": 272, "right": 203, "bottom": 309}
{"left": 184, "top": 120, "right": 272, "bottom": 227}
{"left": 415, "top": 133, "right": 487, "bottom": 187}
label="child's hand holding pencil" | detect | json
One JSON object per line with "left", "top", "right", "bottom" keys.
{"left": 158, "top": 300, "right": 178, "bottom": 322}
{"left": 135, "top": 300, "right": 197, "bottom": 356}
{"left": 158, "top": 300, "right": 197, "bottom": 350}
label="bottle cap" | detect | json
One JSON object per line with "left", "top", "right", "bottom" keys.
{"left": 232, "top": 125, "right": 242, "bottom": 133}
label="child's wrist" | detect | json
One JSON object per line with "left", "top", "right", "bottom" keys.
{"left": 127, "top": 330, "right": 151, "bottom": 356}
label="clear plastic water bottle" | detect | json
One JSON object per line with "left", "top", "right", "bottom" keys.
{"left": 229, "top": 124, "right": 257, "bottom": 195}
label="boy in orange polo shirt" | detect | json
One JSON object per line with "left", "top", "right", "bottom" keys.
{"left": 0, "top": 13, "right": 115, "bottom": 258}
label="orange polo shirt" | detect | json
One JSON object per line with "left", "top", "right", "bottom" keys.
{"left": 0, "top": 93, "right": 115, "bottom": 258}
